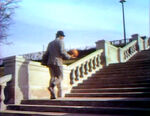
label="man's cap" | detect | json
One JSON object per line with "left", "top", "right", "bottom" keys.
{"left": 56, "top": 30, "right": 65, "bottom": 37}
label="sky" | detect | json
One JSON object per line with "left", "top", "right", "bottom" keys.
{"left": 0, "top": 0, "right": 149, "bottom": 58}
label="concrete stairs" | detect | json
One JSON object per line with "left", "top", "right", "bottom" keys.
{"left": 1, "top": 49, "right": 150, "bottom": 116}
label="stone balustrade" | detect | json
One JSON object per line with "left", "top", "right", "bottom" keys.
{"left": 120, "top": 40, "right": 138, "bottom": 62}
{"left": 61, "top": 49, "right": 103, "bottom": 97}
{"left": 96, "top": 34, "right": 150, "bottom": 65}
{"left": 68, "top": 49, "right": 103, "bottom": 85}
{"left": 0, "top": 74, "right": 12, "bottom": 111}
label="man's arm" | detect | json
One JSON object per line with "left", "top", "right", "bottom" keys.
{"left": 59, "top": 40, "right": 71, "bottom": 60}
{"left": 41, "top": 44, "right": 49, "bottom": 66}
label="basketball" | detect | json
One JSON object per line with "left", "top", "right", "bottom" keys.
{"left": 71, "top": 49, "right": 79, "bottom": 57}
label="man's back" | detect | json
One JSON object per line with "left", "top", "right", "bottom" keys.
{"left": 47, "top": 38, "right": 70, "bottom": 66}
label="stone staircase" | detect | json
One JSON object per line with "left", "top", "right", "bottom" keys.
{"left": 1, "top": 49, "right": 150, "bottom": 115}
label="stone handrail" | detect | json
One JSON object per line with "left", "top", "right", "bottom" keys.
{"left": 120, "top": 40, "right": 138, "bottom": 62}
{"left": 96, "top": 35, "right": 146, "bottom": 65}
{"left": 0, "top": 74, "right": 12, "bottom": 110}
{"left": 67, "top": 49, "right": 103, "bottom": 85}
{"left": 61, "top": 49, "right": 103, "bottom": 96}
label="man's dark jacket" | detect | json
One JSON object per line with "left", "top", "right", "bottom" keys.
{"left": 42, "top": 38, "right": 71, "bottom": 66}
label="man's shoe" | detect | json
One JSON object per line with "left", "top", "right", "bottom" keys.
{"left": 51, "top": 96, "right": 56, "bottom": 99}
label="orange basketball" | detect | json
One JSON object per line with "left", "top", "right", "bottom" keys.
{"left": 71, "top": 49, "right": 79, "bottom": 57}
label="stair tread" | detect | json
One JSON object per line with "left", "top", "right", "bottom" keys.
{"left": 0, "top": 110, "right": 102, "bottom": 116}
{"left": 73, "top": 87, "right": 150, "bottom": 90}
{"left": 0, "top": 110, "right": 66, "bottom": 116}
{"left": 67, "top": 92, "right": 150, "bottom": 94}
{"left": 22, "top": 98, "right": 150, "bottom": 102}
{"left": 7, "top": 104, "right": 150, "bottom": 114}
{"left": 7, "top": 104, "right": 150, "bottom": 110}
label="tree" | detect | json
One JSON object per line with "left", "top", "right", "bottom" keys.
{"left": 0, "top": 0, "right": 18, "bottom": 44}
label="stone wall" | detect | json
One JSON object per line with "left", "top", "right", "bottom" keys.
{"left": 3, "top": 56, "right": 51, "bottom": 104}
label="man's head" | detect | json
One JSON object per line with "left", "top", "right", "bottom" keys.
{"left": 56, "top": 31, "right": 65, "bottom": 39}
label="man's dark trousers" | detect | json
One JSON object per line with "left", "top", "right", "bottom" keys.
{"left": 48, "top": 65, "right": 63, "bottom": 99}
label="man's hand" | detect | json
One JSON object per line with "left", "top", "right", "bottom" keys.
{"left": 71, "top": 54, "right": 76, "bottom": 59}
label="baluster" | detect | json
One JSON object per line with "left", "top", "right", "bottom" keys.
{"left": 75, "top": 67, "right": 80, "bottom": 81}
{"left": 128, "top": 47, "right": 131, "bottom": 54}
{"left": 80, "top": 64, "right": 84, "bottom": 78}
{"left": 93, "top": 57, "right": 96, "bottom": 69}
{"left": 124, "top": 51, "right": 127, "bottom": 59}
{"left": 0, "top": 84, "right": 6, "bottom": 110}
{"left": 96, "top": 55, "right": 100, "bottom": 67}
{"left": 131, "top": 46, "right": 134, "bottom": 53}
{"left": 127, "top": 49, "right": 130, "bottom": 57}
{"left": 70, "top": 69, "right": 75, "bottom": 84}
{"left": 133, "top": 44, "right": 137, "bottom": 52}
{"left": 91, "top": 59, "right": 93, "bottom": 70}
{"left": 89, "top": 59, "right": 93, "bottom": 72}
{"left": 84, "top": 61, "right": 89, "bottom": 75}
{"left": 126, "top": 50, "right": 129, "bottom": 58}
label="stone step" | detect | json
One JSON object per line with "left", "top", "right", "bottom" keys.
{"left": 71, "top": 87, "right": 150, "bottom": 93}
{"left": 82, "top": 79, "right": 150, "bottom": 85}
{"left": 110, "top": 60, "right": 150, "bottom": 66}
{"left": 92, "top": 75, "right": 150, "bottom": 79}
{"left": 74, "top": 83, "right": 150, "bottom": 89}
{"left": 104, "top": 64, "right": 150, "bottom": 69}
{"left": 89, "top": 77, "right": 150, "bottom": 82}
{"left": 66, "top": 92, "right": 150, "bottom": 98}
{"left": 0, "top": 110, "right": 102, "bottom": 116}
{"left": 101, "top": 64, "right": 150, "bottom": 68}
{"left": 108, "top": 63, "right": 150, "bottom": 69}
{"left": 88, "top": 75, "right": 150, "bottom": 80}
{"left": 107, "top": 65, "right": 150, "bottom": 70}
{"left": 91, "top": 76, "right": 150, "bottom": 81}
{"left": 0, "top": 110, "right": 66, "bottom": 116}
{"left": 21, "top": 98, "right": 150, "bottom": 108}
{"left": 96, "top": 70, "right": 150, "bottom": 75}
{"left": 7, "top": 105, "right": 150, "bottom": 115}
{"left": 97, "top": 69, "right": 150, "bottom": 74}
{"left": 98, "top": 71, "right": 150, "bottom": 75}
{"left": 109, "top": 62, "right": 150, "bottom": 66}
{"left": 94, "top": 72, "right": 150, "bottom": 76}
{"left": 103, "top": 65, "right": 150, "bottom": 70}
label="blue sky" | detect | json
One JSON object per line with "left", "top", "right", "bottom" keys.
{"left": 0, "top": 0, "right": 149, "bottom": 58}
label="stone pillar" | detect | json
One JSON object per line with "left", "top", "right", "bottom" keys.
{"left": 3, "top": 56, "right": 30, "bottom": 104}
{"left": 61, "top": 65, "right": 72, "bottom": 97}
{"left": 96, "top": 40, "right": 107, "bottom": 66}
{"left": 131, "top": 34, "right": 144, "bottom": 51}
{"left": 96, "top": 40, "right": 120, "bottom": 65}
{"left": 141, "top": 36, "right": 149, "bottom": 50}
{"left": 118, "top": 47, "right": 124, "bottom": 63}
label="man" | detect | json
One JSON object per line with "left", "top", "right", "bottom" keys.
{"left": 44, "top": 30, "right": 74, "bottom": 99}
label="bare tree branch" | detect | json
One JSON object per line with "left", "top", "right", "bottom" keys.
{"left": 0, "top": 0, "right": 19, "bottom": 43}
